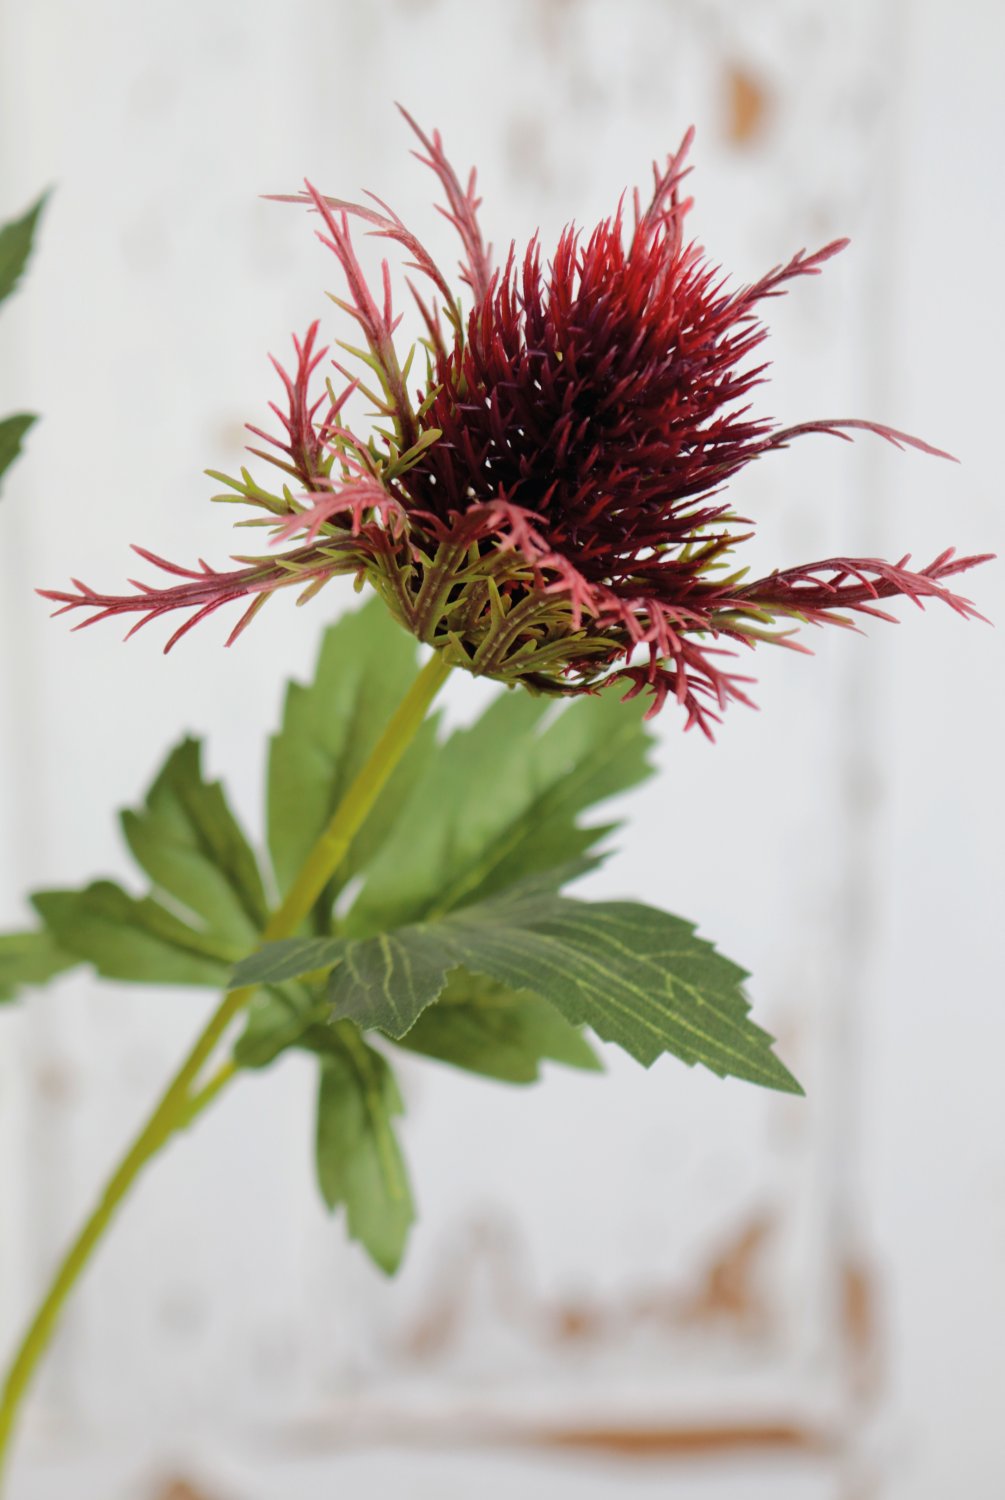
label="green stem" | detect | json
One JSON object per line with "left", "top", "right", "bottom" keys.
{"left": 266, "top": 649, "right": 451, "bottom": 936}
{"left": 176, "top": 1059, "right": 236, "bottom": 1130}
{"left": 0, "top": 648, "right": 451, "bottom": 1488}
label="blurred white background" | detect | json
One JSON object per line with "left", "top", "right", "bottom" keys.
{"left": 0, "top": 2, "right": 1001, "bottom": 1497}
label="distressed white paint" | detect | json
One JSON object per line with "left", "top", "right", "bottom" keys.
{"left": 0, "top": 1, "right": 1001, "bottom": 1496}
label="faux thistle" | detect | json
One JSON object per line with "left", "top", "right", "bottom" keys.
{"left": 44, "top": 113, "right": 987, "bottom": 731}
{"left": 0, "top": 111, "right": 992, "bottom": 1477}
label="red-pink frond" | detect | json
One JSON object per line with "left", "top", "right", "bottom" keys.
{"left": 613, "top": 639, "right": 757, "bottom": 737}
{"left": 404, "top": 277, "right": 449, "bottom": 359}
{"left": 741, "top": 550, "right": 992, "bottom": 624}
{"left": 396, "top": 104, "right": 494, "bottom": 305}
{"left": 38, "top": 545, "right": 351, "bottom": 652}
{"left": 728, "top": 239, "right": 849, "bottom": 316}
{"left": 759, "top": 417, "right": 957, "bottom": 462}
{"left": 444, "top": 498, "right": 552, "bottom": 555}
{"left": 270, "top": 183, "right": 456, "bottom": 314}
{"left": 302, "top": 185, "right": 419, "bottom": 449}
{"left": 635, "top": 125, "right": 695, "bottom": 247}
{"left": 242, "top": 322, "right": 343, "bottom": 490}
{"left": 271, "top": 479, "right": 405, "bottom": 545}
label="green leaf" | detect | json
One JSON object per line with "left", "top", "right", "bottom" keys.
{"left": 234, "top": 992, "right": 304, "bottom": 1068}
{"left": 0, "top": 928, "right": 78, "bottom": 1002}
{"left": 345, "top": 683, "right": 655, "bottom": 935}
{"left": 233, "top": 967, "right": 599, "bottom": 1086}
{"left": 231, "top": 663, "right": 652, "bottom": 1080}
{"left": 396, "top": 968, "right": 601, "bottom": 1083}
{"left": 0, "top": 194, "right": 47, "bottom": 308}
{"left": 0, "top": 412, "right": 35, "bottom": 489}
{"left": 315, "top": 1022, "right": 414, "bottom": 1273}
{"left": 267, "top": 600, "right": 437, "bottom": 919}
{"left": 33, "top": 880, "right": 235, "bottom": 987}
{"left": 121, "top": 737, "right": 268, "bottom": 945}
{"left": 30, "top": 734, "right": 272, "bottom": 990}
{"left": 233, "top": 879, "right": 801, "bottom": 1094}
{"left": 233, "top": 985, "right": 324, "bottom": 1069}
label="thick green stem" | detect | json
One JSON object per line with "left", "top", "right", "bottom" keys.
{"left": 0, "top": 648, "right": 451, "bottom": 1489}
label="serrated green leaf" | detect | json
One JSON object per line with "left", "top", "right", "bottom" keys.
{"left": 396, "top": 968, "right": 601, "bottom": 1083}
{"left": 233, "top": 879, "right": 801, "bottom": 1094}
{"left": 267, "top": 600, "right": 437, "bottom": 920}
{"left": 345, "top": 685, "right": 655, "bottom": 935}
{"left": 0, "top": 412, "right": 35, "bottom": 490}
{"left": 121, "top": 737, "right": 267, "bottom": 945}
{"left": 315, "top": 1022, "right": 414, "bottom": 1273}
{"left": 0, "top": 194, "right": 46, "bottom": 308}
{"left": 0, "top": 928, "right": 78, "bottom": 1002}
{"left": 33, "top": 881, "right": 235, "bottom": 987}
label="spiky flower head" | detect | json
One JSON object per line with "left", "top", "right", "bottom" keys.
{"left": 43, "top": 110, "right": 989, "bottom": 734}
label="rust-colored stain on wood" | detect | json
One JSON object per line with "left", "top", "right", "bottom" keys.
{"left": 290, "top": 1409, "right": 836, "bottom": 1464}
{"left": 550, "top": 1302, "right": 605, "bottom": 1341}
{"left": 842, "top": 1260, "right": 874, "bottom": 1356}
{"left": 33, "top": 1059, "right": 77, "bottom": 1104}
{"left": 841, "top": 1255, "right": 882, "bottom": 1398}
{"left": 678, "top": 1214, "right": 772, "bottom": 1327}
{"left": 154, "top": 1482, "right": 219, "bottom": 1500}
{"left": 537, "top": 1420, "right": 830, "bottom": 1457}
{"left": 401, "top": 1210, "right": 775, "bottom": 1362}
{"left": 724, "top": 65, "right": 772, "bottom": 146}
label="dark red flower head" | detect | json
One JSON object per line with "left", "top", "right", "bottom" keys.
{"left": 43, "top": 109, "right": 990, "bottom": 734}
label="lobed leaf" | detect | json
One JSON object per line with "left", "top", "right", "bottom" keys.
{"left": 345, "top": 684, "right": 655, "bottom": 935}
{"left": 30, "top": 735, "right": 271, "bottom": 990}
{"left": 233, "top": 963, "right": 599, "bottom": 1088}
{"left": 0, "top": 928, "right": 77, "bottom": 1002}
{"left": 397, "top": 968, "right": 601, "bottom": 1083}
{"left": 315, "top": 1022, "right": 414, "bottom": 1274}
{"left": 233, "top": 878, "right": 801, "bottom": 1094}
{"left": 121, "top": 737, "right": 267, "bottom": 945}
{"left": 33, "top": 881, "right": 236, "bottom": 987}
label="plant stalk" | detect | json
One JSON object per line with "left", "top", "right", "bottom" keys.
{"left": 0, "top": 647, "right": 452, "bottom": 1489}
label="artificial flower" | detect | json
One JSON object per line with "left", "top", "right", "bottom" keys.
{"left": 43, "top": 111, "right": 989, "bottom": 733}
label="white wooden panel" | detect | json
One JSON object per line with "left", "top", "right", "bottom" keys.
{"left": 0, "top": 1, "right": 1001, "bottom": 1496}
{"left": 855, "top": 3, "right": 1005, "bottom": 1496}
